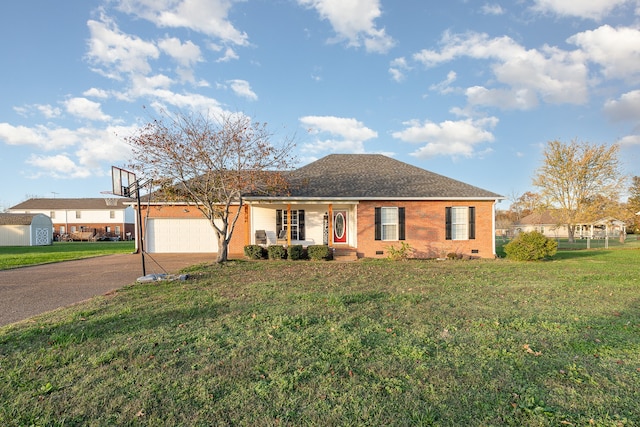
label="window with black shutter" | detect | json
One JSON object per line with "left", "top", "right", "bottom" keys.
{"left": 374, "top": 207, "right": 404, "bottom": 241}
{"left": 445, "top": 206, "right": 475, "bottom": 240}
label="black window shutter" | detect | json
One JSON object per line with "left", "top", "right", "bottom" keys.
{"left": 398, "top": 207, "right": 405, "bottom": 240}
{"left": 299, "top": 210, "right": 305, "bottom": 240}
{"left": 276, "top": 210, "right": 282, "bottom": 237}
{"left": 469, "top": 207, "right": 475, "bottom": 240}
{"left": 445, "top": 207, "right": 452, "bottom": 240}
{"left": 374, "top": 207, "right": 381, "bottom": 241}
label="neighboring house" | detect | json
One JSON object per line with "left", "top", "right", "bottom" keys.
{"left": 8, "top": 198, "right": 135, "bottom": 241}
{"left": 0, "top": 213, "right": 53, "bottom": 246}
{"left": 513, "top": 210, "right": 626, "bottom": 238}
{"left": 135, "top": 154, "right": 504, "bottom": 259}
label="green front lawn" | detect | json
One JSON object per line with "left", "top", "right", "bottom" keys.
{"left": 0, "top": 241, "right": 135, "bottom": 270}
{"left": 1, "top": 248, "right": 639, "bottom": 425}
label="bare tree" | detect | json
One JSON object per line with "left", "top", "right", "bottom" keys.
{"left": 532, "top": 140, "right": 625, "bottom": 243}
{"left": 127, "top": 110, "right": 296, "bottom": 263}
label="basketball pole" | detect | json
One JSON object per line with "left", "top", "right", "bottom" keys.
{"left": 135, "top": 180, "right": 146, "bottom": 277}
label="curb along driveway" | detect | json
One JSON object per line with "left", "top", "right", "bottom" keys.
{"left": 0, "top": 253, "right": 214, "bottom": 327}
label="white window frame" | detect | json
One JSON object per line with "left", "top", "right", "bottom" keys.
{"left": 381, "top": 207, "right": 398, "bottom": 241}
{"left": 451, "top": 206, "right": 469, "bottom": 240}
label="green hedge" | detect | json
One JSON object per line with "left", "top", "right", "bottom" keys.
{"left": 267, "top": 245, "right": 286, "bottom": 260}
{"left": 307, "top": 245, "right": 332, "bottom": 261}
{"left": 287, "top": 244, "right": 305, "bottom": 260}
{"left": 504, "top": 231, "right": 558, "bottom": 261}
{"left": 243, "top": 245, "right": 266, "bottom": 260}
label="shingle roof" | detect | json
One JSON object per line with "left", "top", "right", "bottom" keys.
{"left": 282, "top": 154, "right": 502, "bottom": 199}
{"left": 516, "top": 210, "right": 560, "bottom": 225}
{"left": 0, "top": 213, "right": 41, "bottom": 226}
{"left": 9, "top": 198, "right": 132, "bottom": 210}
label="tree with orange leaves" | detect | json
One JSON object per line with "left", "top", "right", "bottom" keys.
{"left": 532, "top": 140, "right": 625, "bottom": 243}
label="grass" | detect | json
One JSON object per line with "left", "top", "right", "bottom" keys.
{"left": 0, "top": 241, "right": 135, "bottom": 270}
{"left": 1, "top": 247, "right": 639, "bottom": 426}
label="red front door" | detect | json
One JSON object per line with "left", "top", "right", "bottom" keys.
{"left": 333, "top": 211, "right": 347, "bottom": 243}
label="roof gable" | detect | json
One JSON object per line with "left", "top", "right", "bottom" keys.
{"left": 9, "top": 198, "right": 132, "bottom": 210}
{"left": 284, "top": 154, "right": 502, "bottom": 199}
{"left": 0, "top": 213, "right": 42, "bottom": 226}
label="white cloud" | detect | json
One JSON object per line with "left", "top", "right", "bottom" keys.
{"left": 83, "top": 88, "right": 110, "bottom": 99}
{"left": 413, "top": 31, "right": 589, "bottom": 108}
{"left": 216, "top": 47, "right": 239, "bottom": 62}
{"left": 158, "top": 36, "right": 202, "bottom": 68}
{"left": 86, "top": 16, "right": 160, "bottom": 79}
{"left": 2, "top": 123, "right": 136, "bottom": 180}
{"left": 0, "top": 124, "right": 79, "bottom": 150}
{"left": 481, "top": 4, "right": 505, "bottom": 15}
{"left": 74, "top": 125, "right": 136, "bottom": 168}
{"left": 531, "top": 0, "right": 632, "bottom": 20}
{"left": 430, "top": 71, "right": 458, "bottom": 94}
{"left": 146, "top": 90, "right": 224, "bottom": 114}
{"left": 37, "top": 104, "right": 63, "bottom": 119}
{"left": 466, "top": 86, "right": 539, "bottom": 110}
{"left": 618, "top": 134, "right": 640, "bottom": 145}
{"left": 26, "top": 154, "right": 93, "bottom": 179}
{"left": 299, "top": 115, "right": 378, "bottom": 154}
{"left": 392, "top": 117, "right": 498, "bottom": 158}
{"left": 159, "top": 36, "right": 204, "bottom": 83}
{"left": 300, "top": 115, "right": 377, "bottom": 140}
{"left": 116, "top": 0, "right": 249, "bottom": 46}
{"left": 64, "top": 97, "right": 112, "bottom": 121}
{"left": 569, "top": 25, "right": 640, "bottom": 83}
{"left": 297, "top": 0, "right": 395, "bottom": 53}
{"left": 226, "top": 79, "right": 258, "bottom": 101}
{"left": 13, "top": 104, "right": 62, "bottom": 119}
{"left": 389, "top": 57, "right": 410, "bottom": 82}
{"left": 604, "top": 90, "right": 640, "bottom": 121}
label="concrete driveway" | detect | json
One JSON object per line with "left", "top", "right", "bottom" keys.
{"left": 0, "top": 253, "right": 215, "bottom": 327}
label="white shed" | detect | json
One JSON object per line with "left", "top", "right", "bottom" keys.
{"left": 0, "top": 213, "right": 53, "bottom": 246}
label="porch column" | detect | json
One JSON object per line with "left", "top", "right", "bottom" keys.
{"left": 244, "top": 205, "right": 250, "bottom": 246}
{"left": 328, "top": 204, "right": 333, "bottom": 246}
{"left": 287, "top": 204, "right": 291, "bottom": 246}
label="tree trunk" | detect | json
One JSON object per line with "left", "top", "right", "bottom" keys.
{"left": 567, "top": 224, "right": 575, "bottom": 243}
{"left": 216, "top": 234, "right": 228, "bottom": 263}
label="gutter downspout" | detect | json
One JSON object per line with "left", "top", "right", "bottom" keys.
{"left": 492, "top": 200, "right": 497, "bottom": 258}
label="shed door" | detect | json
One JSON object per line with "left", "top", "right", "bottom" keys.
{"left": 145, "top": 218, "right": 217, "bottom": 253}
{"left": 34, "top": 228, "right": 50, "bottom": 246}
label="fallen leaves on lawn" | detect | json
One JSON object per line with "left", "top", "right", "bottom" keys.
{"left": 523, "top": 343, "right": 542, "bottom": 356}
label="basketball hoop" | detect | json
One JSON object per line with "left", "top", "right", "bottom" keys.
{"left": 100, "top": 190, "right": 120, "bottom": 207}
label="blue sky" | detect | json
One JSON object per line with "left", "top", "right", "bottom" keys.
{"left": 1, "top": 0, "right": 640, "bottom": 209}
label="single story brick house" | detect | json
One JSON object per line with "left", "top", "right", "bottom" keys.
{"left": 8, "top": 198, "right": 135, "bottom": 241}
{"left": 0, "top": 213, "right": 53, "bottom": 246}
{"left": 135, "top": 154, "right": 504, "bottom": 259}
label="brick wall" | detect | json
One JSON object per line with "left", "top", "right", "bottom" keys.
{"left": 356, "top": 200, "right": 496, "bottom": 259}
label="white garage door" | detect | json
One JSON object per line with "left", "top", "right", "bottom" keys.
{"left": 145, "top": 218, "right": 217, "bottom": 253}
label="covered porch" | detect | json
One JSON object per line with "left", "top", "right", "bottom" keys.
{"left": 246, "top": 201, "right": 358, "bottom": 254}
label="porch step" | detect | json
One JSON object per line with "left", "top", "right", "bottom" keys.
{"left": 332, "top": 247, "right": 358, "bottom": 262}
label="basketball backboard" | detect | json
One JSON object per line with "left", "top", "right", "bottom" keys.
{"left": 111, "top": 166, "right": 137, "bottom": 197}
